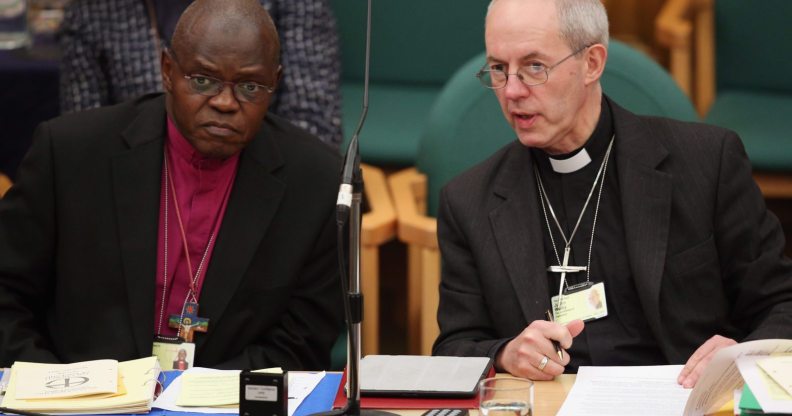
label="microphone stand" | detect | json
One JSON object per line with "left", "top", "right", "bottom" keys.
{"left": 312, "top": 1, "right": 394, "bottom": 416}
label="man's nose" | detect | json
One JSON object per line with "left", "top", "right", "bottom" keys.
{"left": 208, "top": 84, "right": 241, "bottom": 112}
{"left": 502, "top": 74, "right": 530, "bottom": 100}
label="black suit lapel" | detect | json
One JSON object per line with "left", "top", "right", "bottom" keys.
{"left": 113, "top": 97, "right": 167, "bottom": 357}
{"left": 611, "top": 100, "right": 672, "bottom": 340}
{"left": 196, "top": 126, "right": 286, "bottom": 352}
{"left": 490, "top": 145, "right": 550, "bottom": 324}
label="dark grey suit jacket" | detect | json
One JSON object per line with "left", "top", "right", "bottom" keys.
{"left": 0, "top": 94, "right": 343, "bottom": 370}
{"left": 433, "top": 100, "right": 792, "bottom": 364}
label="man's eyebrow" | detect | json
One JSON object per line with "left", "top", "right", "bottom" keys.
{"left": 486, "top": 51, "right": 547, "bottom": 64}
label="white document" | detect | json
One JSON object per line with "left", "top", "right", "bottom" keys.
{"left": 736, "top": 355, "right": 792, "bottom": 414}
{"left": 684, "top": 339, "right": 792, "bottom": 415}
{"left": 287, "top": 372, "right": 325, "bottom": 416}
{"left": 153, "top": 368, "right": 323, "bottom": 416}
{"left": 556, "top": 365, "right": 690, "bottom": 416}
{"left": 360, "top": 355, "right": 491, "bottom": 394}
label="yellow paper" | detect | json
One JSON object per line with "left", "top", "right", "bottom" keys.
{"left": 253, "top": 367, "right": 283, "bottom": 374}
{"left": 13, "top": 359, "right": 118, "bottom": 400}
{"left": 758, "top": 356, "right": 792, "bottom": 398}
{"left": 0, "top": 356, "right": 160, "bottom": 414}
{"left": 176, "top": 372, "right": 240, "bottom": 407}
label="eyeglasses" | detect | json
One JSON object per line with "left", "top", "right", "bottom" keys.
{"left": 167, "top": 51, "right": 276, "bottom": 103}
{"left": 476, "top": 45, "right": 591, "bottom": 89}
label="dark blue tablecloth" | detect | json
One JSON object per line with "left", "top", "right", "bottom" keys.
{"left": 0, "top": 38, "right": 60, "bottom": 180}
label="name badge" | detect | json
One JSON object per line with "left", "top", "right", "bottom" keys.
{"left": 152, "top": 339, "right": 196, "bottom": 371}
{"left": 551, "top": 281, "right": 608, "bottom": 325}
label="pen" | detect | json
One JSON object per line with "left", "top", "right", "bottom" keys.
{"left": 545, "top": 310, "right": 564, "bottom": 361}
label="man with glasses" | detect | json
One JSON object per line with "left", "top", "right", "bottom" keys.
{"left": 434, "top": 0, "right": 792, "bottom": 387}
{"left": 0, "top": 0, "right": 343, "bottom": 370}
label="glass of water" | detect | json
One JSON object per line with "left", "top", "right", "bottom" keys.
{"left": 479, "top": 377, "right": 534, "bottom": 416}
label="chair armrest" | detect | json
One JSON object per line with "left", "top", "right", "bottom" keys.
{"left": 388, "top": 167, "right": 438, "bottom": 249}
{"left": 0, "top": 173, "right": 12, "bottom": 198}
{"left": 655, "top": 0, "right": 694, "bottom": 96}
{"left": 361, "top": 163, "right": 397, "bottom": 246}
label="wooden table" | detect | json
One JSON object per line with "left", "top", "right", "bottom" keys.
{"left": 391, "top": 374, "right": 576, "bottom": 416}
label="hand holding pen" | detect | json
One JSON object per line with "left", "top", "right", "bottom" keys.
{"left": 545, "top": 310, "right": 564, "bottom": 360}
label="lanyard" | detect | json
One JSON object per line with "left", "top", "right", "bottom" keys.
{"left": 155, "top": 149, "right": 215, "bottom": 338}
{"left": 535, "top": 135, "right": 614, "bottom": 297}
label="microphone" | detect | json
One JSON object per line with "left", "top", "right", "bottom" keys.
{"left": 316, "top": 1, "right": 394, "bottom": 416}
{"left": 335, "top": 0, "right": 371, "bottom": 224}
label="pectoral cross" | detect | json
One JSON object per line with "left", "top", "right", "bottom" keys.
{"left": 547, "top": 247, "right": 587, "bottom": 283}
{"left": 169, "top": 302, "right": 209, "bottom": 343}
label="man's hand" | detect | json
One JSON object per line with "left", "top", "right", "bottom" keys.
{"left": 495, "top": 319, "right": 585, "bottom": 380}
{"left": 677, "top": 335, "right": 737, "bottom": 388}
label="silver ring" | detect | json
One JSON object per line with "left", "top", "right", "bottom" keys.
{"left": 537, "top": 355, "right": 549, "bottom": 371}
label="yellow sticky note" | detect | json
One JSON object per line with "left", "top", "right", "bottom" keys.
{"left": 176, "top": 373, "right": 240, "bottom": 407}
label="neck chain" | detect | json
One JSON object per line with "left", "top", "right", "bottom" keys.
{"left": 535, "top": 135, "right": 615, "bottom": 297}
{"left": 156, "top": 149, "right": 216, "bottom": 339}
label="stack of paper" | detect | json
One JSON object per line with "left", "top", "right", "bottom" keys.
{"left": 0, "top": 356, "right": 160, "bottom": 414}
{"left": 736, "top": 353, "right": 792, "bottom": 415}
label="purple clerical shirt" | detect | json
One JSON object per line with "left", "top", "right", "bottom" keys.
{"left": 154, "top": 118, "right": 239, "bottom": 337}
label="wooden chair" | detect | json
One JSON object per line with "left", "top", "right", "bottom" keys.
{"left": 359, "top": 163, "right": 397, "bottom": 356}
{"left": 656, "top": 0, "right": 792, "bottom": 198}
{"left": 0, "top": 173, "right": 11, "bottom": 198}
{"left": 390, "top": 40, "right": 699, "bottom": 355}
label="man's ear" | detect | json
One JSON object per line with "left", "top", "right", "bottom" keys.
{"left": 273, "top": 64, "right": 283, "bottom": 91}
{"left": 161, "top": 50, "right": 174, "bottom": 92}
{"left": 584, "top": 43, "right": 607, "bottom": 85}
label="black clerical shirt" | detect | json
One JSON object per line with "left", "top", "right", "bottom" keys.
{"left": 531, "top": 97, "right": 666, "bottom": 372}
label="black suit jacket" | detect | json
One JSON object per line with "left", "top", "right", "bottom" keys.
{"left": 0, "top": 94, "right": 344, "bottom": 370}
{"left": 433, "top": 99, "right": 792, "bottom": 364}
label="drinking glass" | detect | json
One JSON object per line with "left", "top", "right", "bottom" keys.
{"left": 478, "top": 377, "right": 534, "bottom": 416}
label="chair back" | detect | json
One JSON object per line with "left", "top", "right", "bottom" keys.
{"left": 715, "top": 0, "right": 792, "bottom": 94}
{"left": 601, "top": 41, "right": 699, "bottom": 122}
{"left": 417, "top": 40, "right": 698, "bottom": 216}
{"left": 332, "top": 0, "right": 487, "bottom": 86}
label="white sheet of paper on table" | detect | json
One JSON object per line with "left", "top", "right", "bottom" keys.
{"left": 556, "top": 365, "right": 690, "bottom": 416}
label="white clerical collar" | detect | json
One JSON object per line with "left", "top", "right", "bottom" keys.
{"left": 548, "top": 148, "right": 592, "bottom": 173}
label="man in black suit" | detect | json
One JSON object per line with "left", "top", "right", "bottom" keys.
{"left": 0, "top": 0, "right": 342, "bottom": 370}
{"left": 433, "top": 0, "right": 792, "bottom": 387}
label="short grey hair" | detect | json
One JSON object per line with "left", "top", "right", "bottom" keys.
{"left": 488, "top": 0, "right": 609, "bottom": 49}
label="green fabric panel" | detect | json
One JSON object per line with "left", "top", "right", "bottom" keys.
{"left": 715, "top": 0, "right": 792, "bottom": 93}
{"left": 601, "top": 41, "right": 699, "bottom": 122}
{"left": 416, "top": 52, "right": 516, "bottom": 216}
{"left": 332, "top": 0, "right": 487, "bottom": 85}
{"left": 418, "top": 40, "right": 697, "bottom": 215}
{"left": 341, "top": 82, "right": 440, "bottom": 166}
{"left": 705, "top": 90, "right": 792, "bottom": 171}
{"left": 330, "top": 331, "right": 347, "bottom": 371}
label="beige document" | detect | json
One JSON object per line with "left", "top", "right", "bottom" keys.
{"left": 12, "top": 359, "right": 118, "bottom": 400}
{"left": 0, "top": 356, "right": 160, "bottom": 414}
{"left": 757, "top": 356, "right": 792, "bottom": 397}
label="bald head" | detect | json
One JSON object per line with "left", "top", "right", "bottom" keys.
{"left": 170, "top": 0, "right": 280, "bottom": 66}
